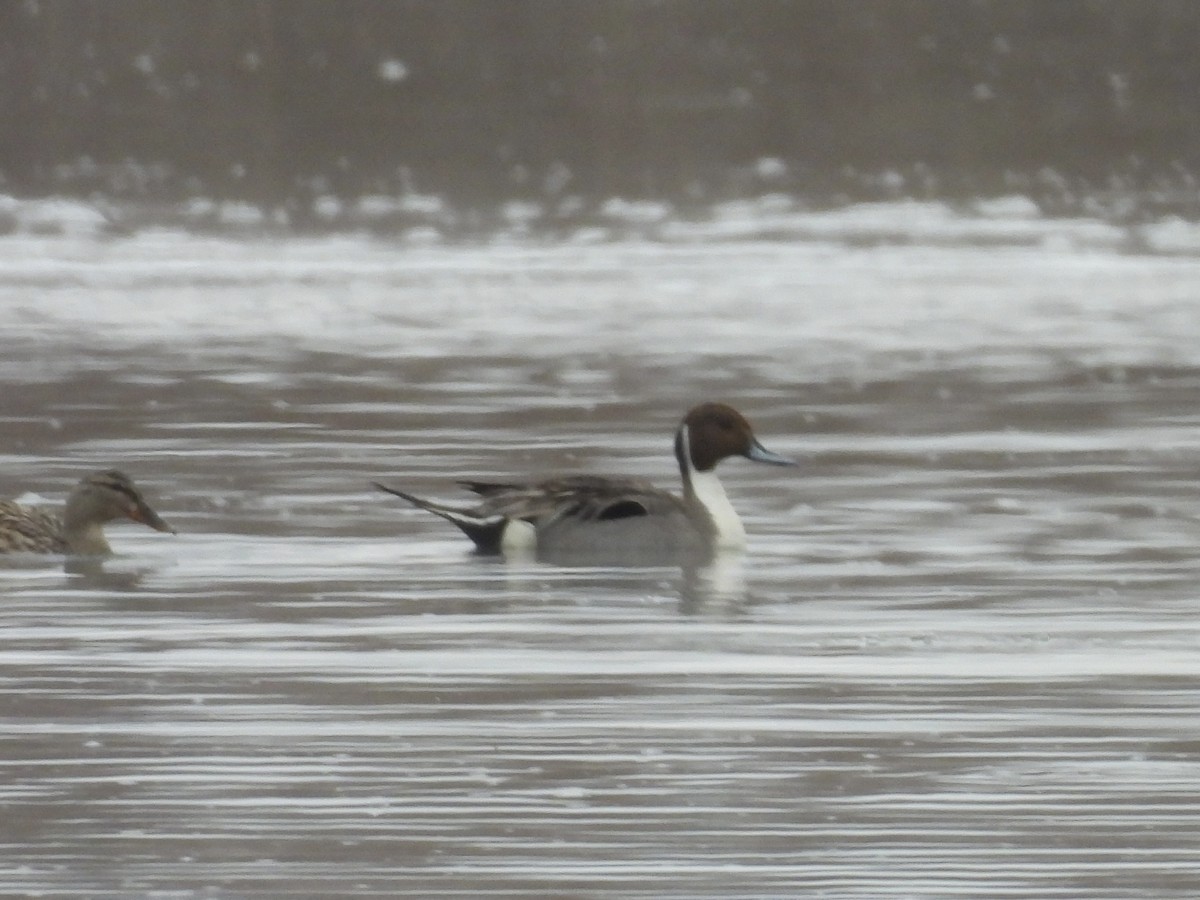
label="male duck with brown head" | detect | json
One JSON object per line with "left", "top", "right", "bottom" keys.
{"left": 373, "top": 402, "right": 794, "bottom": 562}
{"left": 0, "top": 470, "right": 175, "bottom": 556}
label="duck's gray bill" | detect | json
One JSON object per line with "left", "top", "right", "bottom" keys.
{"left": 746, "top": 439, "right": 796, "bottom": 466}
{"left": 132, "top": 501, "right": 176, "bottom": 534}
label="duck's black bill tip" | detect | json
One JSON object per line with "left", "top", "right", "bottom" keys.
{"left": 132, "top": 504, "right": 175, "bottom": 533}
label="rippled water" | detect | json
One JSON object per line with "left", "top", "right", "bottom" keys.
{"left": 2, "top": 221, "right": 1200, "bottom": 897}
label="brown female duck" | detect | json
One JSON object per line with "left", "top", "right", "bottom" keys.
{"left": 0, "top": 469, "right": 175, "bottom": 555}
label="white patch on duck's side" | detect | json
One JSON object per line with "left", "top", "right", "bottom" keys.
{"left": 680, "top": 424, "right": 747, "bottom": 549}
{"left": 500, "top": 517, "right": 538, "bottom": 555}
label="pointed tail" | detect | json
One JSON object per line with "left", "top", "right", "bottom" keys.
{"left": 371, "top": 481, "right": 507, "bottom": 554}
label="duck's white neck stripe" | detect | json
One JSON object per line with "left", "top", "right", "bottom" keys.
{"left": 680, "top": 425, "right": 746, "bottom": 548}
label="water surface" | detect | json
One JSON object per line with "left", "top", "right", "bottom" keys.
{"left": 2, "top": 222, "right": 1200, "bottom": 897}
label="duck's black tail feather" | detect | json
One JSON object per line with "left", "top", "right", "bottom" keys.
{"left": 371, "top": 481, "right": 506, "bottom": 554}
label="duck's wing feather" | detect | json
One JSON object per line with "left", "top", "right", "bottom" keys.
{"left": 0, "top": 501, "right": 67, "bottom": 554}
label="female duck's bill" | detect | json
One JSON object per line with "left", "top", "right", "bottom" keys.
{"left": 373, "top": 401, "right": 794, "bottom": 563}
{"left": 0, "top": 469, "right": 175, "bottom": 556}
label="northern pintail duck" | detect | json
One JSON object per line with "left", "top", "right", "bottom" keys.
{"left": 373, "top": 402, "right": 794, "bottom": 559}
{"left": 0, "top": 469, "right": 175, "bottom": 555}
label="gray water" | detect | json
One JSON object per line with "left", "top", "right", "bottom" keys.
{"left": 2, "top": 217, "right": 1200, "bottom": 897}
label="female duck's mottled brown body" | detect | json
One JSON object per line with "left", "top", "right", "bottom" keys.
{"left": 0, "top": 470, "right": 175, "bottom": 556}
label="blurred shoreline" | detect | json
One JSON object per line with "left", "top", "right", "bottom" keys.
{"left": 6, "top": 4, "right": 1200, "bottom": 251}
{"left": 3, "top": 185, "right": 1198, "bottom": 257}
